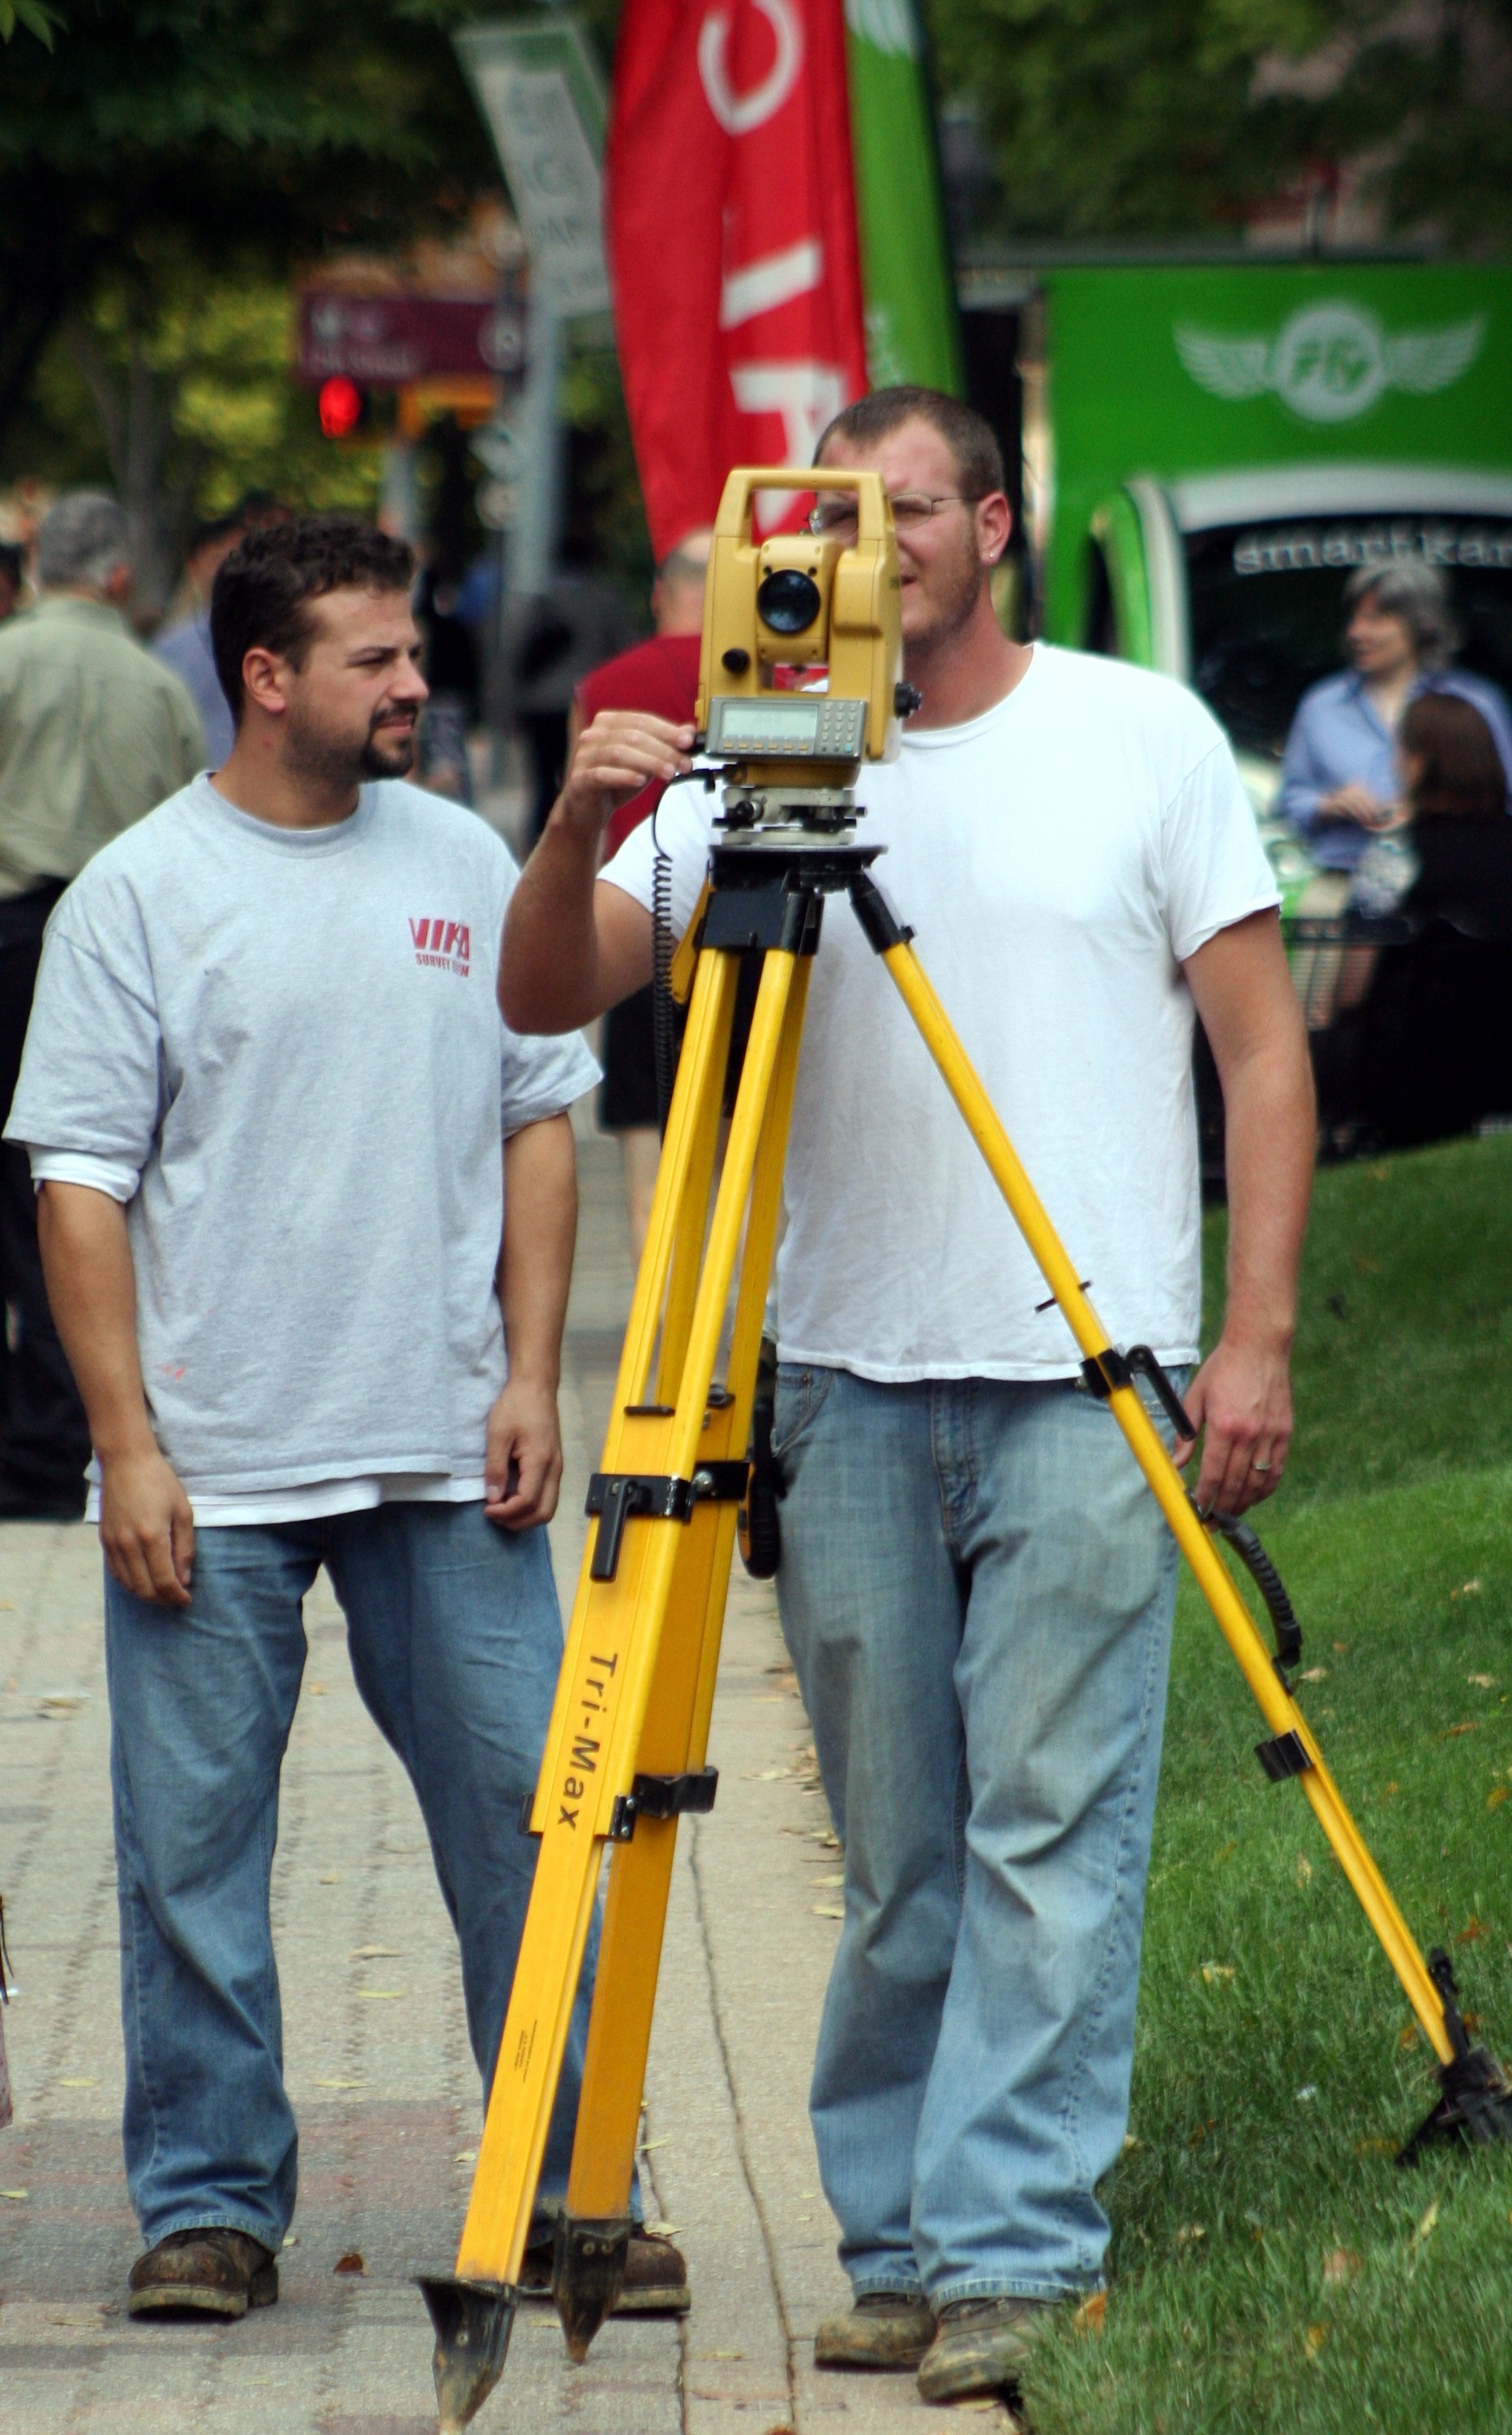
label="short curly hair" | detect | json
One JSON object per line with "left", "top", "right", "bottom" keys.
{"left": 211, "top": 515, "right": 415, "bottom": 719}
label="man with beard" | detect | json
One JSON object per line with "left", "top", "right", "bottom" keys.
{"left": 498, "top": 392, "right": 1313, "bottom": 2404}
{"left": 5, "top": 517, "right": 687, "bottom": 2323}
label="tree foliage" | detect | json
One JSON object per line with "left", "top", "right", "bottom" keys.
{"left": 0, "top": 0, "right": 494, "bottom": 439}
{"left": 923, "top": 0, "right": 1512, "bottom": 250}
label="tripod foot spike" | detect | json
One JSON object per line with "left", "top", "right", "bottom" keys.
{"left": 553, "top": 2214, "right": 632, "bottom": 2362}
{"left": 1398, "top": 1946, "right": 1512, "bottom": 2164}
{"left": 418, "top": 2274, "right": 516, "bottom": 2432}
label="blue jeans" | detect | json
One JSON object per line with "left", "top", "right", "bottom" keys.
{"left": 773, "top": 1366, "right": 1179, "bottom": 2306}
{"left": 103, "top": 1500, "right": 593, "bottom": 2252}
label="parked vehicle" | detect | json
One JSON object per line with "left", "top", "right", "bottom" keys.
{"left": 961, "top": 257, "right": 1512, "bottom": 1156}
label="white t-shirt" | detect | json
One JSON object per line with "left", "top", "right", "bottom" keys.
{"left": 601, "top": 645, "right": 1278, "bottom": 1384}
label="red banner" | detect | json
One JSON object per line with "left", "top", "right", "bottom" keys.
{"left": 606, "top": 0, "right": 868, "bottom": 558}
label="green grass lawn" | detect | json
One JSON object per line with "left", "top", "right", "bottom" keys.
{"left": 1025, "top": 1134, "right": 1512, "bottom": 2434}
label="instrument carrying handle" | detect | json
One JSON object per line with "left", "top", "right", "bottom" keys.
{"left": 1122, "top": 1346, "right": 1301, "bottom": 1674}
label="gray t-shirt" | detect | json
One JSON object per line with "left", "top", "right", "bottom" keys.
{"left": 6, "top": 775, "right": 597, "bottom": 1497}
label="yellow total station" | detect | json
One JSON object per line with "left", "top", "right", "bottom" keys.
{"left": 418, "top": 465, "right": 1512, "bottom": 2434}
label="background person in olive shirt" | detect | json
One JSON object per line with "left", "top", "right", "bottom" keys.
{"left": 0, "top": 491, "right": 202, "bottom": 1518}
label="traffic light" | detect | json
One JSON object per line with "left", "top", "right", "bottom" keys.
{"left": 318, "top": 377, "right": 366, "bottom": 439}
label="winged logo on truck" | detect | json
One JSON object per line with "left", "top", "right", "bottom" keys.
{"left": 1174, "top": 300, "right": 1486, "bottom": 424}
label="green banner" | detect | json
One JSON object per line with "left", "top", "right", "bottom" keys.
{"left": 844, "top": 0, "right": 963, "bottom": 395}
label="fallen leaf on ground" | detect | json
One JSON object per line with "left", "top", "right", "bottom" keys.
{"left": 1445, "top": 1723, "right": 1480, "bottom": 1738}
{"left": 1411, "top": 2203, "right": 1439, "bottom": 2249}
{"left": 0, "top": 2188, "right": 28, "bottom": 2201}
{"left": 334, "top": 2251, "right": 365, "bottom": 2274}
{"left": 811, "top": 1872, "right": 844, "bottom": 1886}
{"left": 283, "top": 2235, "right": 299, "bottom": 2249}
{"left": 315, "top": 2078, "right": 362, "bottom": 2090}
{"left": 1399, "top": 2024, "right": 1420, "bottom": 2050}
{"left": 644, "top": 2219, "right": 679, "bottom": 2238}
{"left": 1304, "top": 2324, "right": 1328, "bottom": 2360}
{"left": 1488, "top": 1787, "right": 1509, "bottom": 1811}
{"left": 1356, "top": 2136, "right": 1398, "bottom": 2158}
{"left": 306, "top": 1683, "right": 328, "bottom": 1696}
{"left": 1198, "top": 1962, "right": 1235, "bottom": 1985}
{"left": 358, "top": 1989, "right": 405, "bottom": 2000}
{"left": 1296, "top": 1852, "right": 1313, "bottom": 1886}
{"left": 1176, "top": 2223, "right": 1206, "bottom": 2245}
{"left": 351, "top": 1946, "right": 400, "bottom": 1959}
{"left": 1322, "top": 2248, "right": 1360, "bottom": 2285}
{"left": 319, "top": 1873, "right": 341, "bottom": 1884}
{"left": 1469, "top": 1674, "right": 1496, "bottom": 1688}
{"left": 1455, "top": 1917, "right": 1489, "bottom": 1944}
{"left": 1073, "top": 2291, "right": 1107, "bottom": 2334}
{"left": 1300, "top": 1665, "right": 1329, "bottom": 1682}
{"left": 58, "top": 2077, "right": 96, "bottom": 2088}
{"left": 812, "top": 1904, "right": 844, "bottom": 1919}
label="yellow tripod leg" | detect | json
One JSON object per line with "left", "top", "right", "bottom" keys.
{"left": 555, "top": 958, "right": 812, "bottom": 2355}
{"left": 876, "top": 931, "right": 1456, "bottom": 2064}
{"left": 422, "top": 941, "right": 808, "bottom": 2426}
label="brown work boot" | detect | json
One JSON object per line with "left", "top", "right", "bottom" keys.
{"left": 916, "top": 2295, "right": 1060, "bottom": 2402}
{"left": 615, "top": 2229, "right": 690, "bottom": 2314}
{"left": 815, "top": 2290, "right": 936, "bottom": 2371}
{"left": 517, "top": 2227, "right": 691, "bottom": 2314}
{"left": 127, "top": 2227, "right": 279, "bottom": 2320}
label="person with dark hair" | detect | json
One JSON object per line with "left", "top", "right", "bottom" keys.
{"left": 0, "top": 491, "right": 201, "bottom": 1520}
{"left": 1280, "top": 560, "right": 1512, "bottom": 873}
{"left": 1329, "top": 693, "right": 1512, "bottom": 1141}
{"left": 151, "top": 512, "right": 245, "bottom": 764}
{"left": 0, "top": 542, "right": 25, "bottom": 622}
{"left": 501, "top": 388, "right": 1314, "bottom": 2403}
{"left": 5, "top": 514, "right": 686, "bottom": 2323}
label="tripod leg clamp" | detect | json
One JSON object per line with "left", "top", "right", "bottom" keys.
{"left": 1254, "top": 1730, "right": 1312, "bottom": 1782}
{"left": 609, "top": 1766, "right": 719, "bottom": 1842}
{"left": 585, "top": 1463, "right": 748, "bottom": 1580}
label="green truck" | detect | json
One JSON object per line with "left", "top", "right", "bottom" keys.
{"left": 959, "top": 258, "right": 1512, "bottom": 884}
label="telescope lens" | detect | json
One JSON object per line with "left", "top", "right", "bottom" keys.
{"left": 756, "top": 568, "right": 822, "bottom": 636}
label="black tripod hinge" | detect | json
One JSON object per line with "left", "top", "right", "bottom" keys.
{"left": 847, "top": 870, "right": 914, "bottom": 955}
{"left": 702, "top": 878, "right": 825, "bottom": 957}
{"left": 609, "top": 1766, "right": 720, "bottom": 1841}
{"left": 1081, "top": 1348, "right": 1133, "bottom": 1399}
{"left": 1254, "top": 1729, "right": 1313, "bottom": 1782}
{"left": 585, "top": 1463, "right": 751, "bottom": 1580}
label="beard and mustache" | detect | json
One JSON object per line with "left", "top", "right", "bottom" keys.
{"left": 285, "top": 698, "right": 418, "bottom": 791}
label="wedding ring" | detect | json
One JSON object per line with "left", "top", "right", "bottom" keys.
{"left": 1251, "top": 1457, "right": 1273, "bottom": 1473}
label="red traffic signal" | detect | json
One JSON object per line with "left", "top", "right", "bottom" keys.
{"left": 318, "top": 377, "right": 365, "bottom": 439}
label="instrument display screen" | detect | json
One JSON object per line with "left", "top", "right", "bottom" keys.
{"left": 707, "top": 695, "right": 867, "bottom": 757}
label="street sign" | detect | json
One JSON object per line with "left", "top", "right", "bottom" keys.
{"left": 297, "top": 292, "right": 525, "bottom": 387}
{"left": 455, "top": 18, "right": 610, "bottom": 320}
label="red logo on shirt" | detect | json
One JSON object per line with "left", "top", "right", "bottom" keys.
{"left": 409, "top": 916, "right": 471, "bottom": 976}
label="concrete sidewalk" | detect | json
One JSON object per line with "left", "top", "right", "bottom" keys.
{"left": 0, "top": 1134, "right": 1016, "bottom": 2434}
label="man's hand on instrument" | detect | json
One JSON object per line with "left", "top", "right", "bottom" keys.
{"left": 1175, "top": 1331, "right": 1293, "bottom": 1516}
{"left": 554, "top": 711, "right": 695, "bottom": 841}
{"left": 99, "top": 1442, "right": 195, "bottom": 1607}
{"left": 484, "top": 1374, "right": 564, "bottom": 1530}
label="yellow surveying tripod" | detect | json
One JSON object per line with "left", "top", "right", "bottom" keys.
{"left": 420, "top": 467, "right": 1512, "bottom": 2429}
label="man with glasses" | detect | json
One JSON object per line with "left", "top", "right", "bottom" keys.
{"left": 497, "top": 387, "right": 1314, "bottom": 2405}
